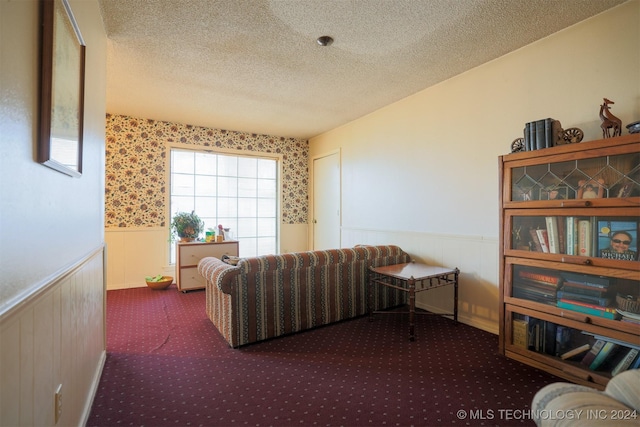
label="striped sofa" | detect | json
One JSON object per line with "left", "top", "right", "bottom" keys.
{"left": 198, "top": 245, "right": 410, "bottom": 347}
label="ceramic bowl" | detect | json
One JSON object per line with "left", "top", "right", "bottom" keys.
{"left": 626, "top": 121, "right": 640, "bottom": 134}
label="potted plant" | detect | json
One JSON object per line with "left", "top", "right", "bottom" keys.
{"left": 171, "top": 211, "right": 204, "bottom": 242}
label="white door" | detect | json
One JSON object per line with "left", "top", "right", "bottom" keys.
{"left": 313, "top": 152, "right": 340, "bottom": 250}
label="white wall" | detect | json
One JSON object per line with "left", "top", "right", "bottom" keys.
{"left": 310, "top": 1, "right": 640, "bottom": 333}
{"left": 0, "top": 0, "right": 107, "bottom": 424}
{"left": 105, "top": 223, "right": 307, "bottom": 290}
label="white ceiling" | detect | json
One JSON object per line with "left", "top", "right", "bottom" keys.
{"left": 99, "top": 0, "right": 627, "bottom": 139}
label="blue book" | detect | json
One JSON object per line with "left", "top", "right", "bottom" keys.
{"left": 590, "top": 341, "right": 618, "bottom": 370}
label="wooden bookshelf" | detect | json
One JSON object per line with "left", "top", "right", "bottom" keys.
{"left": 498, "top": 134, "right": 640, "bottom": 389}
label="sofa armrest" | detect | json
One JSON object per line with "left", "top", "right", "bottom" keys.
{"left": 605, "top": 369, "right": 640, "bottom": 412}
{"left": 531, "top": 374, "right": 640, "bottom": 427}
{"left": 198, "top": 257, "right": 241, "bottom": 294}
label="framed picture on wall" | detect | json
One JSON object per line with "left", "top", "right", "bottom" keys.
{"left": 38, "top": 0, "right": 86, "bottom": 177}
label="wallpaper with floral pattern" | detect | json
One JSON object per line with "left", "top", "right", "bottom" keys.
{"left": 105, "top": 114, "right": 309, "bottom": 228}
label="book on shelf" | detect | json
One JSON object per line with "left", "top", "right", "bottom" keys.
{"left": 513, "top": 287, "right": 557, "bottom": 304}
{"left": 536, "top": 229, "right": 550, "bottom": 253}
{"left": 566, "top": 217, "right": 577, "bottom": 255}
{"left": 555, "top": 325, "right": 572, "bottom": 356}
{"left": 560, "top": 343, "right": 591, "bottom": 360}
{"left": 545, "top": 217, "right": 560, "bottom": 254}
{"left": 596, "top": 219, "right": 639, "bottom": 261}
{"left": 557, "top": 298, "right": 617, "bottom": 314}
{"left": 512, "top": 318, "right": 528, "bottom": 349}
{"left": 589, "top": 341, "right": 619, "bottom": 370}
{"left": 560, "top": 272, "right": 610, "bottom": 289}
{"left": 578, "top": 219, "right": 592, "bottom": 256}
{"left": 556, "top": 300, "right": 619, "bottom": 319}
{"left": 535, "top": 120, "right": 545, "bottom": 150}
{"left": 543, "top": 322, "right": 557, "bottom": 356}
{"left": 560, "top": 282, "right": 610, "bottom": 298}
{"left": 556, "top": 291, "right": 612, "bottom": 307}
{"left": 524, "top": 118, "right": 560, "bottom": 150}
{"left": 581, "top": 339, "right": 606, "bottom": 366}
{"left": 529, "top": 228, "right": 544, "bottom": 252}
{"left": 517, "top": 269, "right": 562, "bottom": 287}
{"left": 611, "top": 348, "right": 639, "bottom": 376}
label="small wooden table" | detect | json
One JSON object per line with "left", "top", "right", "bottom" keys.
{"left": 368, "top": 262, "right": 459, "bottom": 341}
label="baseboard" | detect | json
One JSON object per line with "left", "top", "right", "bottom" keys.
{"left": 416, "top": 301, "right": 498, "bottom": 335}
{"left": 80, "top": 349, "right": 107, "bottom": 426}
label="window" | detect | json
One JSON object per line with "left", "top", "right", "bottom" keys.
{"left": 170, "top": 148, "right": 278, "bottom": 262}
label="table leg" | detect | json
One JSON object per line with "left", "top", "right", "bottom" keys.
{"left": 409, "top": 276, "right": 415, "bottom": 341}
{"left": 454, "top": 269, "right": 459, "bottom": 325}
{"left": 368, "top": 270, "right": 374, "bottom": 322}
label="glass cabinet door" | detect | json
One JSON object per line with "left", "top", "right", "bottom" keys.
{"left": 506, "top": 310, "right": 640, "bottom": 385}
{"left": 504, "top": 258, "right": 640, "bottom": 334}
{"left": 505, "top": 209, "right": 640, "bottom": 267}
{"left": 504, "top": 145, "right": 639, "bottom": 204}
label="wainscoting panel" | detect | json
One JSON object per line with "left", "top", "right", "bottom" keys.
{"left": 342, "top": 227, "right": 500, "bottom": 334}
{"left": 0, "top": 247, "right": 106, "bottom": 427}
{"left": 105, "top": 227, "right": 174, "bottom": 290}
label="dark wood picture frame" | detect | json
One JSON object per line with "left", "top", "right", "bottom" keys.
{"left": 38, "top": 0, "right": 85, "bottom": 177}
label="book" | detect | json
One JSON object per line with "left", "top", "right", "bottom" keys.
{"left": 529, "top": 228, "right": 543, "bottom": 252}
{"left": 581, "top": 339, "right": 606, "bottom": 366}
{"left": 578, "top": 219, "right": 592, "bottom": 256}
{"left": 611, "top": 348, "right": 639, "bottom": 376}
{"left": 556, "top": 300, "right": 620, "bottom": 320}
{"left": 557, "top": 216, "right": 566, "bottom": 254}
{"left": 557, "top": 298, "right": 617, "bottom": 313}
{"left": 524, "top": 122, "right": 532, "bottom": 151}
{"left": 589, "top": 341, "right": 619, "bottom": 370}
{"left": 543, "top": 322, "right": 557, "bottom": 356}
{"left": 517, "top": 269, "right": 562, "bottom": 287}
{"left": 545, "top": 217, "right": 560, "bottom": 253}
{"left": 557, "top": 300, "right": 619, "bottom": 319}
{"left": 535, "top": 120, "right": 545, "bottom": 150}
{"left": 536, "top": 229, "right": 550, "bottom": 253}
{"left": 561, "top": 282, "right": 610, "bottom": 297}
{"left": 556, "top": 291, "right": 612, "bottom": 307}
{"left": 512, "top": 319, "right": 528, "bottom": 348}
{"left": 596, "top": 220, "right": 639, "bottom": 261}
{"left": 560, "top": 272, "right": 610, "bottom": 289}
{"left": 544, "top": 118, "right": 553, "bottom": 148}
{"left": 566, "top": 217, "right": 577, "bottom": 255}
{"left": 561, "top": 343, "right": 590, "bottom": 360}
{"left": 555, "top": 326, "right": 572, "bottom": 356}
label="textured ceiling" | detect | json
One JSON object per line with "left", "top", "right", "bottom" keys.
{"left": 99, "top": 0, "right": 626, "bottom": 139}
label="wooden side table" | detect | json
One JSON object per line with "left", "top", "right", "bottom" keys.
{"left": 369, "top": 262, "right": 459, "bottom": 341}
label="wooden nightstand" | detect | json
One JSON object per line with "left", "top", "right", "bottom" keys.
{"left": 175, "top": 241, "right": 239, "bottom": 292}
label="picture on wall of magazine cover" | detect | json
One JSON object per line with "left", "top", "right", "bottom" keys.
{"left": 597, "top": 220, "right": 639, "bottom": 261}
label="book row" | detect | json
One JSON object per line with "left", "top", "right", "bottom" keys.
{"left": 512, "top": 317, "right": 640, "bottom": 376}
{"left": 522, "top": 118, "right": 562, "bottom": 151}
{"left": 512, "top": 267, "right": 639, "bottom": 321}
{"left": 520, "top": 217, "right": 639, "bottom": 261}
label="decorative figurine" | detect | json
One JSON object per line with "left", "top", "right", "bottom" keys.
{"left": 561, "top": 127, "right": 584, "bottom": 144}
{"left": 599, "top": 98, "right": 622, "bottom": 138}
{"left": 510, "top": 137, "right": 525, "bottom": 153}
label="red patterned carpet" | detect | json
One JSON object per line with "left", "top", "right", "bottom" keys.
{"left": 87, "top": 285, "right": 561, "bottom": 426}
